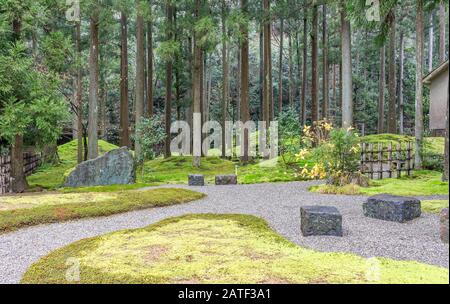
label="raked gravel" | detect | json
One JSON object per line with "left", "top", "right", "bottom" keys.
{"left": 0, "top": 181, "right": 448, "bottom": 284}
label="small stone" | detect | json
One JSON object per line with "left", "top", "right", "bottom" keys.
{"left": 363, "top": 194, "right": 421, "bottom": 223}
{"left": 63, "top": 147, "right": 135, "bottom": 187}
{"left": 440, "top": 208, "right": 449, "bottom": 243}
{"left": 188, "top": 174, "right": 205, "bottom": 186}
{"left": 215, "top": 175, "right": 237, "bottom": 185}
{"left": 300, "top": 206, "right": 343, "bottom": 237}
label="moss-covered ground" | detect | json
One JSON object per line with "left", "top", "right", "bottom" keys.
{"left": 21, "top": 214, "right": 449, "bottom": 284}
{"left": 0, "top": 189, "right": 204, "bottom": 233}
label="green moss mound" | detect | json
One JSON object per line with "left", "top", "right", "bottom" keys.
{"left": 22, "top": 214, "right": 448, "bottom": 284}
{"left": 0, "top": 189, "right": 204, "bottom": 233}
{"left": 28, "top": 140, "right": 119, "bottom": 190}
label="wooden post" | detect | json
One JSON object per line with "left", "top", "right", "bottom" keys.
{"left": 369, "top": 143, "right": 374, "bottom": 179}
{"left": 378, "top": 143, "right": 383, "bottom": 179}
{"left": 396, "top": 143, "right": 402, "bottom": 178}
{"left": 387, "top": 142, "right": 393, "bottom": 178}
{"left": 406, "top": 141, "right": 412, "bottom": 176}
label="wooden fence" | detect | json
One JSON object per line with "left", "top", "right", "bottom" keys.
{"left": 0, "top": 153, "right": 41, "bottom": 194}
{"left": 360, "top": 142, "right": 414, "bottom": 179}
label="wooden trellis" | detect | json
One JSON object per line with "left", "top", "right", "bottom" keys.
{"left": 0, "top": 153, "right": 41, "bottom": 195}
{"left": 360, "top": 142, "right": 414, "bottom": 179}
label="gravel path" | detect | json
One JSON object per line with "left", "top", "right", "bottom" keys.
{"left": 0, "top": 181, "right": 448, "bottom": 284}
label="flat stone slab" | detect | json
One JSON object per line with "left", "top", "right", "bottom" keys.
{"left": 188, "top": 174, "right": 205, "bottom": 186}
{"left": 64, "top": 147, "right": 135, "bottom": 187}
{"left": 363, "top": 194, "right": 421, "bottom": 223}
{"left": 215, "top": 175, "right": 237, "bottom": 185}
{"left": 300, "top": 206, "right": 343, "bottom": 237}
{"left": 441, "top": 208, "right": 449, "bottom": 243}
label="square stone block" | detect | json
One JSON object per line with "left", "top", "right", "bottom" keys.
{"left": 300, "top": 206, "right": 343, "bottom": 237}
{"left": 363, "top": 194, "right": 421, "bottom": 223}
{"left": 188, "top": 174, "right": 205, "bottom": 186}
{"left": 441, "top": 208, "right": 449, "bottom": 243}
{"left": 215, "top": 175, "right": 237, "bottom": 185}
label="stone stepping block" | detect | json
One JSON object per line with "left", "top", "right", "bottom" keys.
{"left": 188, "top": 174, "right": 205, "bottom": 186}
{"left": 441, "top": 208, "right": 449, "bottom": 243}
{"left": 300, "top": 206, "right": 343, "bottom": 237}
{"left": 215, "top": 175, "right": 238, "bottom": 185}
{"left": 363, "top": 194, "right": 421, "bottom": 223}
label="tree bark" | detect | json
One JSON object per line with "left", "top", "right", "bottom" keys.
{"left": 415, "top": 0, "right": 424, "bottom": 169}
{"left": 263, "top": 0, "right": 272, "bottom": 129}
{"left": 439, "top": 1, "right": 446, "bottom": 63}
{"left": 135, "top": 1, "right": 145, "bottom": 161}
{"left": 88, "top": 13, "right": 99, "bottom": 160}
{"left": 301, "top": 3, "right": 308, "bottom": 125}
{"left": 387, "top": 10, "right": 397, "bottom": 134}
{"left": 399, "top": 32, "right": 405, "bottom": 135}
{"left": 428, "top": 12, "right": 434, "bottom": 72}
{"left": 240, "top": 0, "right": 250, "bottom": 163}
{"left": 378, "top": 46, "right": 385, "bottom": 134}
{"left": 288, "top": 32, "right": 294, "bottom": 108}
{"left": 221, "top": 0, "right": 229, "bottom": 158}
{"left": 120, "top": 12, "right": 130, "bottom": 148}
{"left": 443, "top": 93, "right": 449, "bottom": 181}
{"left": 322, "top": 4, "right": 329, "bottom": 120}
{"left": 193, "top": 0, "right": 203, "bottom": 167}
{"left": 164, "top": 3, "right": 174, "bottom": 159}
{"left": 311, "top": 4, "right": 319, "bottom": 122}
{"left": 147, "top": 7, "right": 154, "bottom": 117}
{"left": 278, "top": 18, "right": 284, "bottom": 114}
{"left": 75, "top": 22, "right": 83, "bottom": 162}
{"left": 340, "top": 1, "right": 353, "bottom": 129}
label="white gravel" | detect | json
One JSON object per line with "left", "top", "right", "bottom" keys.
{"left": 0, "top": 181, "right": 448, "bottom": 284}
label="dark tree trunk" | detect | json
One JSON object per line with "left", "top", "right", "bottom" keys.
{"left": 222, "top": 0, "right": 229, "bottom": 158}
{"left": 278, "top": 18, "right": 284, "bottom": 114}
{"left": 378, "top": 46, "right": 385, "bottom": 134}
{"left": 135, "top": 1, "right": 145, "bottom": 160}
{"left": 340, "top": 0, "right": 353, "bottom": 129}
{"left": 88, "top": 13, "right": 99, "bottom": 159}
{"left": 322, "top": 4, "right": 329, "bottom": 119}
{"left": 387, "top": 10, "right": 397, "bottom": 134}
{"left": 120, "top": 12, "right": 130, "bottom": 148}
{"left": 240, "top": 0, "right": 250, "bottom": 163}
{"left": 75, "top": 22, "right": 84, "bottom": 162}
{"left": 439, "top": 1, "right": 446, "bottom": 63}
{"left": 164, "top": 3, "right": 174, "bottom": 159}
{"left": 301, "top": 3, "right": 308, "bottom": 125}
{"left": 311, "top": 4, "right": 319, "bottom": 122}
{"left": 415, "top": 0, "right": 424, "bottom": 169}
{"left": 147, "top": 9, "right": 154, "bottom": 117}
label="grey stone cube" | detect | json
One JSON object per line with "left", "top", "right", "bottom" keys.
{"left": 300, "top": 206, "right": 343, "bottom": 237}
{"left": 441, "top": 208, "right": 449, "bottom": 243}
{"left": 215, "top": 175, "right": 237, "bottom": 185}
{"left": 363, "top": 194, "right": 421, "bottom": 223}
{"left": 188, "top": 174, "right": 205, "bottom": 186}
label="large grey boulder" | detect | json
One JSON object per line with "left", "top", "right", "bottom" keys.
{"left": 188, "top": 174, "right": 205, "bottom": 186}
{"left": 300, "top": 206, "right": 343, "bottom": 237}
{"left": 363, "top": 194, "right": 421, "bottom": 223}
{"left": 64, "top": 147, "right": 135, "bottom": 187}
{"left": 441, "top": 208, "right": 449, "bottom": 243}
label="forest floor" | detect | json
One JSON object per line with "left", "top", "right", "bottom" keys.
{"left": 1, "top": 181, "right": 447, "bottom": 284}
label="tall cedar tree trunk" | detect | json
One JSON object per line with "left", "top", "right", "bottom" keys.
{"left": 120, "top": 12, "right": 130, "bottom": 148}
{"left": 193, "top": 0, "right": 203, "bottom": 167}
{"left": 340, "top": 1, "right": 353, "bottom": 129}
{"left": 322, "top": 4, "right": 329, "bottom": 119}
{"left": 288, "top": 32, "right": 294, "bottom": 108}
{"left": 387, "top": 10, "right": 397, "bottom": 134}
{"left": 221, "top": 0, "right": 229, "bottom": 158}
{"left": 147, "top": 6, "right": 154, "bottom": 117}
{"left": 428, "top": 13, "right": 434, "bottom": 72}
{"left": 301, "top": 4, "right": 308, "bottom": 125}
{"left": 296, "top": 31, "right": 301, "bottom": 111}
{"left": 439, "top": 1, "right": 446, "bottom": 63}
{"left": 378, "top": 46, "right": 385, "bottom": 133}
{"left": 399, "top": 33, "right": 405, "bottom": 135}
{"left": 240, "top": 0, "right": 250, "bottom": 163}
{"left": 76, "top": 22, "right": 84, "bottom": 162}
{"left": 259, "top": 23, "right": 264, "bottom": 121}
{"left": 88, "top": 13, "right": 99, "bottom": 160}
{"left": 10, "top": 6, "right": 27, "bottom": 195}
{"left": 135, "top": 1, "right": 145, "bottom": 161}
{"left": 278, "top": 18, "right": 284, "bottom": 114}
{"left": 164, "top": 3, "right": 174, "bottom": 158}
{"left": 311, "top": 5, "right": 319, "bottom": 122}
{"left": 415, "top": 0, "right": 424, "bottom": 169}
{"left": 262, "top": 0, "right": 272, "bottom": 128}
